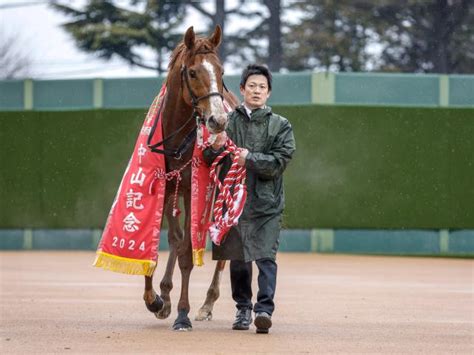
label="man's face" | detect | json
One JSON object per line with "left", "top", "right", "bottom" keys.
{"left": 240, "top": 74, "right": 271, "bottom": 109}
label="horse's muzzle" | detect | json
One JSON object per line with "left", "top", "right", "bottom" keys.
{"left": 207, "top": 115, "right": 227, "bottom": 134}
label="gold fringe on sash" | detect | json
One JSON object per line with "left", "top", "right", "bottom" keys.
{"left": 192, "top": 248, "right": 205, "bottom": 266}
{"left": 93, "top": 251, "right": 157, "bottom": 276}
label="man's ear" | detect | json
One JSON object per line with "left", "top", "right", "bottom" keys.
{"left": 184, "top": 26, "right": 195, "bottom": 50}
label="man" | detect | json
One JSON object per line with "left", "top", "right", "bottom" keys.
{"left": 204, "top": 64, "right": 296, "bottom": 334}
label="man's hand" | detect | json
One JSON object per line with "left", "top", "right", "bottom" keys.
{"left": 237, "top": 148, "right": 249, "bottom": 166}
{"left": 211, "top": 131, "right": 227, "bottom": 150}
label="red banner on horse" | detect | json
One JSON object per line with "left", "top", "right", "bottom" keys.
{"left": 93, "top": 86, "right": 168, "bottom": 276}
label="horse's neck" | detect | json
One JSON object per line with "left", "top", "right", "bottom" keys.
{"left": 224, "top": 90, "right": 239, "bottom": 110}
{"left": 161, "top": 73, "right": 195, "bottom": 170}
{"left": 161, "top": 77, "right": 193, "bottom": 138}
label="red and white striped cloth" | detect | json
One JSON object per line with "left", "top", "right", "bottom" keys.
{"left": 208, "top": 139, "right": 247, "bottom": 245}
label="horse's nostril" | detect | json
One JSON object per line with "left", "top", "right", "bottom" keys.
{"left": 208, "top": 116, "right": 216, "bottom": 126}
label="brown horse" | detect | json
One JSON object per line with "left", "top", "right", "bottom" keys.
{"left": 143, "top": 26, "right": 238, "bottom": 331}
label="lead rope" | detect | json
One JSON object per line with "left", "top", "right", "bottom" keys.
{"left": 208, "top": 138, "right": 247, "bottom": 245}
{"left": 149, "top": 157, "right": 199, "bottom": 217}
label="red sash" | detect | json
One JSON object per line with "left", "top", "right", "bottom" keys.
{"left": 190, "top": 128, "right": 211, "bottom": 266}
{"left": 94, "top": 86, "right": 167, "bottom": 276}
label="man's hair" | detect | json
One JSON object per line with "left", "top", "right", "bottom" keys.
{"left": 240, "top": 64, "right": 272, "bottom": 91}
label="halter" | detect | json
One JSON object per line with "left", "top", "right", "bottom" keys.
{"left": 147, "top": 49, "right": 225, "bottom": 160}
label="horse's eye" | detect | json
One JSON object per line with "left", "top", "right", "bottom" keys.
{"left": 189, "top": 70, "right": 197, "bottom": 79}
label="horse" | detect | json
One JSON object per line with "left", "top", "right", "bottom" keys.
{"left": 143, "top": 25, "right": 238, "bottom": 331}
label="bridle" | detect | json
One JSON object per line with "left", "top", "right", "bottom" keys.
{"left": 181, "top": 51, "right": 225, "bottom": 109}
{"left": 147, "top": 50, "right": 226, "bottom": 160}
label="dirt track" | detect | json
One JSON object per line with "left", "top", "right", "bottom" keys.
{"left": 0, "top": 251, "right": 472, "bottom": 354}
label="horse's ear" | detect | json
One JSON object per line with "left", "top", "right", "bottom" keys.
{"left": 208, "top": 25, "right": 222, "bottom": 48}
{"left": 184, "top": 26, "right": 195, "bottom": 50}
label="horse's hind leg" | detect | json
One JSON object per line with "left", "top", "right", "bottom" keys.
{"left": 195, "top": 260, "right": 226, "bottom": 321}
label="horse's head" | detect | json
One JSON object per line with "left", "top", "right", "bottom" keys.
{"left": 179, "top": 26, "right": 228, "bottom": 134}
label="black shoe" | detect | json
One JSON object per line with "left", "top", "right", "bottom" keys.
{"left": 254, "top": 312, "right": 272, "bottom": 334}
{"left": 232, "top": 308, "right": 252, "bottom": 330}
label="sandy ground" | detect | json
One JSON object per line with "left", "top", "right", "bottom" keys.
{"left": 0, "top": 251, "right": 472, "bottom": 354}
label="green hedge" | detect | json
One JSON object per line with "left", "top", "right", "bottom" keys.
{"left": 1, "top": 105, "right": 473, "bottom": 229}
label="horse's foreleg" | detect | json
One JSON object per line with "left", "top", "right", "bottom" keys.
{"left": 143, "top": 224, "right": 177, "bottom": 319}
{"left": 195, "top": 260, "right": 226, "bottom": 321}
{"left": 172, "top": 194, "right": 193, "bottom": 331}
{"left": 156, "top": 199, "right": 180, "bottom": 320}
{"left": 172, "top": 246, "right": 193, "bottom": 331}
{"left": 143, "top": 275, "right": 164, "bottom": 316}
{"left": 155, "top": 247, "right": 176, "bottom": 319}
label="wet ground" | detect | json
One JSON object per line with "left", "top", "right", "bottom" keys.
{"left": 1, "top": 251, "right": 472, "bottom": 354}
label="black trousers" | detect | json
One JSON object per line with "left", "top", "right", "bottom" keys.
{"left": 230, "top": 258, "right": 277, "bottom": 315}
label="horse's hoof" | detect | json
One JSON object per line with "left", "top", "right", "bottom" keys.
{"left": 173, "top": 311, "right": 192, "bottom": 331}
{"left": 174, "top": 326, "right": 192, "bottom": 332}
{"left": 195, "top": 309, "right": 212, "bottom": 321}
{"left": 145, "top": 294, "right": 163, "bottom": 314}
{"left": 156, "top": 303, "right": 171, "bottom": 319}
